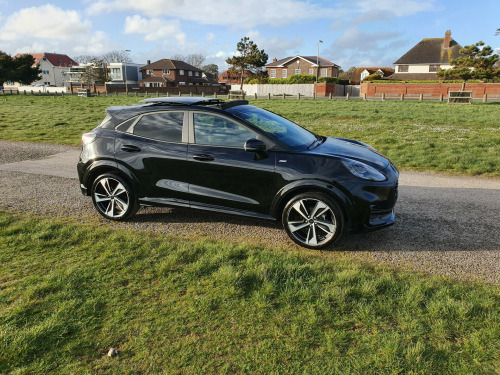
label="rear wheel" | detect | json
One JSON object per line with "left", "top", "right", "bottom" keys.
{"left": 91, "top": 174, "right": 139, "bottom": 220}
{"left": 282, "top": 192, "right": 343, "bottom": 249}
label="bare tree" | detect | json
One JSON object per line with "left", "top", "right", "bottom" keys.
{"left": 170, "top": 54, "right": 206, "bottom": 68}
{"left": 74, "top": 55, "right": 96, "bottom": 64}
{"left": 101, "top": 50, "right": 133, "bottom": 63}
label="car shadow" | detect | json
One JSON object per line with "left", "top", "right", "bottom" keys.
{"left": 127, "top": 184, "right": 499, "bottom": 253}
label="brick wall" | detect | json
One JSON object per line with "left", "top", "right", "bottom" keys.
{"left": 361, "top": 82, "right": 500, "bottom": 98}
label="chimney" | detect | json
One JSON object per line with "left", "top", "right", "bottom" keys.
{"left": 147, "top": 59, "right": 151, "bottom": 65}
{"left": 273, "top": 57, "right": 277, "bottom": 62}
{"left": 444, "top": 30, "right": 452, "bottom": 49}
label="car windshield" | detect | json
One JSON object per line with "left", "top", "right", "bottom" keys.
{"left": 227, "top": 105, "right": 318, "bottom": 149}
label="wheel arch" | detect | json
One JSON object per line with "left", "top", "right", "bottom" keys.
{"left": 271, "top": 181, "right": 352, "bottom": 227}
{"left": 83, "top": 160, "right": 140, "bottom": 197}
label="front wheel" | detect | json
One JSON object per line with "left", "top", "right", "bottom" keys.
{"left": 282, "top": 193, "right": 343, "bottom": 249}
{"left": 91, "top": 174, "right": 139, "bottom": 221}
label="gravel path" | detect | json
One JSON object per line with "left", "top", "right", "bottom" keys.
{"left": 0, "top": 139, "right": 499, "bottom": 284}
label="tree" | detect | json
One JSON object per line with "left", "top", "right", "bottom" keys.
{"left": 79, "top": 58, "right": 106, "bottom": 87}
{"left": 339, "top": 66, "right": 356, "bottom": 81}
{"left": 170, "top": 54, "right": 206, "bottom": 69}
{"left": 202, "top": 63, "right": 219, "bottom": 77}
{"left": 75, "top": 51, "right": 132, "bottom": 64}
{"left": 226, "top": 37, "right": 268, "bottom": 89}
{"left": 0, "top": 52, "right": 41, "bottom": 86}
{"left": 496, "top": 28, "right": 499, "bottom": 36}
{"left": 437, "top": 41, "right": 500, "bottom": 81}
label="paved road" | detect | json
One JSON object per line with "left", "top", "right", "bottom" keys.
{"left": 0, "top": 140, "right": 498, "bottom": 284}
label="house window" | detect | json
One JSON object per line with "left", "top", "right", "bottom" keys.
{"left": 195, "top": 72, "right": 199, "bottom": 77}
{"left": 321, "top": 68, "right": 327, "bottom": 77}
{"left": 309, "top": 68, "right": 314, "bottom": 75}
{"left": 162, "top": 69, "right": 170, "bottom": 74}
{"left": 282, "top": 70, "right": 287, "bottom": 78}
{"left": 146, "top": 70, "right": 153, "bottom": 75}
{"left": 398, "top": 65, "right": 409, "bottom": 72}
{"left": 294, "top": 69, "right": 301, "bottom": 75}
{"left": 180, "top": 70, "right": 185, "bottom": 75}
{"left": 270, "top": 69, "right": 276, "bottom": 78}
{"left": 188, "top": 71, "right": 193, "bottom": 76}
{"left": 429, "top": 65, "right": 440, "bottom": 72}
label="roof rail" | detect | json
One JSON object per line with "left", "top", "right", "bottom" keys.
{"left": 140, "top": 97, "right": 225, "bottom": 106}
{"left": 139, "top": 96, "right": 249, "bottom": 109}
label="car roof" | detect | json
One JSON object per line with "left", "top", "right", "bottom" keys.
{"left": 101, "top": 97, "right": 250, "bottom": 127}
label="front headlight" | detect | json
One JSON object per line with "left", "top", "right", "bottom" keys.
{"left": 341, "top": 158, "right": 386, "bottom": 181}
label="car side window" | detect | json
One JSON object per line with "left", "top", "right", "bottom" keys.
{"left": 193, "top": 113, "right": 255, "bottom": 147}
{"left": 133, "top": 112, "right": 184, "bottom": 143}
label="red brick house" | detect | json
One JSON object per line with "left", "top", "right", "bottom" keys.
{"left": 218, "top": 69, "right": 252, "bottom": 84}
{"left": 139, "top": 59, "right": 208, "bottom": 88}
{"left": 265, "top": 56, "right": 340, "bottom": 79}
{"left": 388, "top": 30, "right": 463, "bottom": 80}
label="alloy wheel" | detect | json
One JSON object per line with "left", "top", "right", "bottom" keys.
{"left": 285, "top": 197, "right": 338, "bottom": 247}
{"left": 93, "top": 177, "right": 130, "bottom": 219}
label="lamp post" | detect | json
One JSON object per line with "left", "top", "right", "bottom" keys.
{"left": 124, "top": 49, "right": 131, "bottom": 96}
{"left": 316, "top": 40, "right": 323, "bottom": 83}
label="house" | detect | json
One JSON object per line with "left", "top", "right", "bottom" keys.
{"left": 388, "top": 30, "right": 463, "bottom": 80}
{"left": 218, "top": 70, "right": 252, "bottom": 84}
{"left": 106, "top": 62, "right": 143, "bottom": 85}
{"left": 13, "top": 52, "right": 78, "bottom": 87}
{"left": 265, "top": 56, "right": 340, "bottom": 79}
{"left": 351, "top": 67, "right": 394, "bottom": 84}
{"left": 139, "top": 59, "right": 208, "bottom": 88}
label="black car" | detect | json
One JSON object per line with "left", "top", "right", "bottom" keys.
{"left": 77, "top": 97, "right": 398, "bottom": 249}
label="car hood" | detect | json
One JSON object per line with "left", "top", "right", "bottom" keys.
{"left": 310, "top": 137, "right": 389, "bottom": 169}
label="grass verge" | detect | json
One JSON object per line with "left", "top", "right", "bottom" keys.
{"left": 0, "top": 95, "right": 499, "bottom": 175}
{"left": 0, "top": 210, "right": 498, "bottom": 374}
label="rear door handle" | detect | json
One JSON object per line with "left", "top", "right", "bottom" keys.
{"left": 192, "top": 154, "right": 214, "bottom": 161}
{"left": 121, "top": 145, "right": 141, "bottom": 152}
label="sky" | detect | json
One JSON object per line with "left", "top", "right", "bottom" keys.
{"left": 0, "top": 0, "right": 499, "bottom": 72}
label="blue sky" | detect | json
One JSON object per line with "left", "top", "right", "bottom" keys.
{"left": 0, "top": 0, "right": 498, "bottom": 71}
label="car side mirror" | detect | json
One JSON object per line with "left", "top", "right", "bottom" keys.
{"left": 244, "top": 138, "right": 267, "bottom": 152}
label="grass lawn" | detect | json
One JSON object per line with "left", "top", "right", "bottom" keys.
{"left": 0, "top": 210, "right": 499, "bottom": 374}
{"left": 0, "top": 95, "right": 499, "bottom": 175}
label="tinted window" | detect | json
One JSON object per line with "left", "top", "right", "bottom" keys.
{"left": 115, "top": 117, "right": 137, "bottom": 133}
{"left": 227, "top": 105, "right": 316, "bottom": 148}
{"left": 133, "top": 112, "right": 184, "bottom": 143}
{"left": 194, "top": 113, "right": 255, "bottom": 147}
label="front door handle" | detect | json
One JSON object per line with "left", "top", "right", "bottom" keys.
{"left": 121, "top": 145, "right": 141, "bottom": 152}
{"left": 192, "top": 154, "right": 215, "bottom": 162}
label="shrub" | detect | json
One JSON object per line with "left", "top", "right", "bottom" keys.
{"left": 363, "top": 73, "right": 383, "bottom": 81}
{"left": 318, "top": 77, "right": 340, "bottom": 84}
{"left": 288, "top": 74, "right": 317, "bottom": 84}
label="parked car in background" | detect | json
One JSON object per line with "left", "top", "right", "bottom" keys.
{"left": 77, "top": 97, "right": 398, "bottom": 249}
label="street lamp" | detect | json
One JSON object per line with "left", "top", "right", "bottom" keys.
{"left": 124, "top": 49, "right": 131, "bottom": 96}
{"left": 316, "top": 40, "right": 323, "bottom": 83}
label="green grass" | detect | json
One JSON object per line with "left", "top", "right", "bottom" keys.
{"left": 1, "top": 210, "right": 499, "bottom": 374}
{"left": 0, "top": 95, "right": 499, "bottom": 175}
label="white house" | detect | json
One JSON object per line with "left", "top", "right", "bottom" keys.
{"left": 14, "top": 52, "right": 78, "bottom": 87}
{"left": 389, "top": 30, "right": 463, "bottom": 80}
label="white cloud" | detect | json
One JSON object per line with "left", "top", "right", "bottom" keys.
{"left": 0, "top": 5, "right": 117, "bottom": 58}
{"left": 205, "top": 32, "right": 216, "bottom": 43}
{"left": 245, "top": 30, "right": 302, "bottom": 61}
{"left": 87, "top": 0, "right": 335, "bottom": 29}
{"left": 355, "top": 0, "right": 435, "bottom": 17}
{"left": 124, "top": 15, "right": 186, "bottom": 44}
{"left": 0, "top": 5, "right": 91, "bottom": 41}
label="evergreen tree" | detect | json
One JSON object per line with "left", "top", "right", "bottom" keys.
{"left": 226, "top": 37, "right": 268, "bottom": 89}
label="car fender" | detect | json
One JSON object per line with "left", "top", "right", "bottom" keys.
{"left": 82, "top": 159, "right": 142, "bottom": 196}
{"left": 270, "top": 179, "right": 354, "bottom": 222}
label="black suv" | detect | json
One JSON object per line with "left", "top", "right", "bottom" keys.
{"left": 77, "top": 97, "right": 398, "bottom": 249}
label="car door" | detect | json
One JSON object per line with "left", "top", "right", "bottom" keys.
{"left": 187, "top": 111, "right": 276, "bottom": 216}
{"left": 113, "top": 110, "right": 190, "bottom": 205}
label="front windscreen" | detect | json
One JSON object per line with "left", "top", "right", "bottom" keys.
{"left": 227, "top": 105, "right": 317, "bottom": 149}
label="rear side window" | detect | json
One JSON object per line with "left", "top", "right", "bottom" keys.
{"left": 133, "top": 112, "right": 184, "bottom": 143}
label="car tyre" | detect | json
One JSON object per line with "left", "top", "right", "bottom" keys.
{"left": 91, "top": 174, "right": 139, "bottom": 221}
{"left": 283, "top": 192, "right": 343, "bottom": 249}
